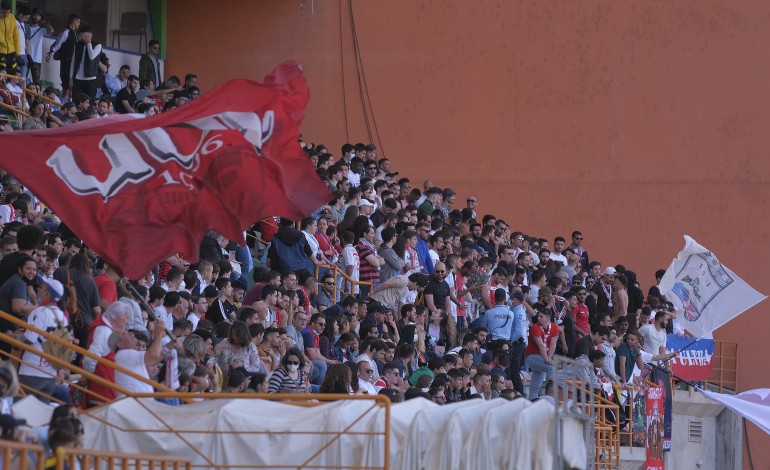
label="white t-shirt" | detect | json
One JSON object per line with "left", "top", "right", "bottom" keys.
{"left": 19, "top": 305, "right": 68, "bottom": 378}
{"left": 115, "top": 349, "right": 154, "bottom": 395}
{"left": 28, "top": 25, "right": 46, "bottom": 63}
{"left": 548, "top": 252, "right": 568, "bottom": 268}
{"left": 303, "top": 230, "right": 321, "bottom": 259}
{"left": 639, "top": 324, "right": 667, "bottom": 361}
{"left": 357, "top": 377, "right": 377, "bottom": 395}
{"left": 341, "top": 245, "right": 360, "bottom": 294}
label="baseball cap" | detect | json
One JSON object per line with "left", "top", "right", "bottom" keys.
{"left": 511, "top": 291, "right": 525, "bottom": 302}
{"left": 602, "top": 267, "right": 617, "bottom": 277}
{"left": 178, "top": 291, "right": 193, "bottom": 302}
{"left": 41, "top": 278, "right": 64, "bottom": 301}
{"left": 357, "top": 199, "right": 375, "bottom": 208}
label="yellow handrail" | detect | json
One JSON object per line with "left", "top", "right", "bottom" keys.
{"left": 315, "top": 263, "right": 373, "bottom": 300}
{"left": 0, "top": 439, "right": 192, "bottom": 470}
{"left": 0, "top": 73, "right": 28, "bottom": 123}
{"left": 24, "top": 88, "right": 62, "bottom": 107}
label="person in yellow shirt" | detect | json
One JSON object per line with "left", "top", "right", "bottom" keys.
{"left": 0, "top": 2, "right": 20, "bottom": 64}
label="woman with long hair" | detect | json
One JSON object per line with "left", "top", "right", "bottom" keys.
{"left": 22, "top": 100, "right": 48, "bottom": 130}
{"left": 318, "top": 318, "right": 339, "bottom": 360}
{"left": 267, "top": 347, "right": 309, "bottom": 393}
{"left": 439, "top": 313, "right": 458, "bottom": 353}
{"left": 213, "top": 321, "right": 265, "bottom": 378}
{"left": 319, "top": 363, "right": 353, "bottom": 394}
{"left": 336, "top": 205, "right": 359, "bottom": 237}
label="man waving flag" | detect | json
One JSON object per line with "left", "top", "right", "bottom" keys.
{"left": 659, "top": 235, "right": 766, "bottom": 338}
{"left": 0, "top": 61, "right": 331, "bottom": 279}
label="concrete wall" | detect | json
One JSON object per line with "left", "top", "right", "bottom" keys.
{"left": 166, "top": 2, "right": 770, "bottom": 465}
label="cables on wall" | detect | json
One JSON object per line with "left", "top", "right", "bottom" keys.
{"left": 339, "top": 0, "right": 385, "bottom": 155}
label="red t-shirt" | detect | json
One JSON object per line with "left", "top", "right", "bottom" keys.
{"left": 94, "top": 274, "right": 117, "bottom": 304}
{"left": 571, "top": 304, "right": 590, "bottom": 337}
{"left": 525, "top": 322, "right": 559, "bottom": 356}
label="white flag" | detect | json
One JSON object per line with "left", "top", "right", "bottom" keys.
{"left": 658, "top": 235, "right": 766, "bottom": 338}
{"left": 700, "top": 389, "right": 770, "bottom": 436}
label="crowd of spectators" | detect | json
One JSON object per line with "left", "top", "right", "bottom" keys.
{"left": 0, "top": 9, "right": 197, "bottom": 132}
{"left": 0, "top": 11, "right": 685, "bottom": 452}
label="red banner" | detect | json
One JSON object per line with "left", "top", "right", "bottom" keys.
{"left": 646, "top": 386, "right": 665, "bottom": 470}
{"left": 0, "top": 61, "right": 331, "bottom": 278}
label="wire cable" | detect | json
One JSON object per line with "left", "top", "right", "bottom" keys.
{"left": 348, "top": 0, "right": 373, "bottom": 145}
{"left": 348, "top": 0, "right": 385, "bottom": 155}
{"left": 338, "top": 0, "right": 350, "bottom": 142}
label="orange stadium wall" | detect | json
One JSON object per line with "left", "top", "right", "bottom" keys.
{"left": 167, "top": 1, "right": 770, "bottom": 463}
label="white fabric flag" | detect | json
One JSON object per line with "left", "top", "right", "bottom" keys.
{"left": 700, "top": 388, "right": 770, "bottom": 436}
{"left": 659, "top": 235, "right": 766, "bottom": 338}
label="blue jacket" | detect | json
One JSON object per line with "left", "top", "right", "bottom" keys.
{"left": 417, "top": 239, "right": 434, "bottom": 274}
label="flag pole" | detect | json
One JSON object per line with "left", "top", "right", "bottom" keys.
{"left": 125, "top": 281, "right": 177, "bottom": 341}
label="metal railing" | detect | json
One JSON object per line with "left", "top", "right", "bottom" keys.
{"left": 671, "top": 340, "right": 738, "bottom": 393}
{"left": 0, "top": 438, "right": 192, "bottom": 470}
{"left": 0, "top": 72, "right": 29, "bottom": 125}
{"left": 559, "top": 376, "right": 621, "bottom": 470}
{"left": 552, "top": 356, "right": 600, "bottom": 470}
{"left": 315, "top": 263, "right": 373, "bottom": 299}
{"left": 0, "top": 307, "right": 391, "bottom": 470}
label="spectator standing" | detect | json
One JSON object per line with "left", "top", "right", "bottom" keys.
{"left": 46, "top": 13, "right": 80, "bottom": 100}
{"left": 138, "top": 39, "right": 162, "bottom": 87}
{"left": 71, "top": 25, "right": 101, "bottom": 99}
{"left": 26, "top": 9, "right": 53, "bottom": 83}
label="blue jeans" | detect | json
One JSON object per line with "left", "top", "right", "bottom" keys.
{"left": 17, "top": 54, "right": 28, "bottom": 83}
{"left": 235, "top": 245, "right": 253, "bottom": 285}
{"left": 526, "top": 354, "right": 553, "bottom": 400}
{"left": 310, "top": 360, "right": 327, "bottom": 385}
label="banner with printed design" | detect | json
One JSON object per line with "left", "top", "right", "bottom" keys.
{"left": 646, "top": 386, "right": 665, "bottom": 469}
{"left": 666, "top": 334, "right": 713, "bottom": 382}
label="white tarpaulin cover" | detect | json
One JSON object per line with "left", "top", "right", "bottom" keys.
{"left": 701, "top": 388, "right": 770, "bottom": 435}
{"left": 73, "top": 397, "right": 587, "bottom": 469}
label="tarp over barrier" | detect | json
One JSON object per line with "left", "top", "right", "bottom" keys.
{"left": 71, "top": 397, "right": 587, "bottom": 469}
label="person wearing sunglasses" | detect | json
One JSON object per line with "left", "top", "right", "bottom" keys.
{"left": 490, "top": 372, "right": 508, "bottom": 399}
{"left": 568, "top": 231, "right": 590, "bottom": 271}
{"left": 267, "top": 347, "right": 309, "bottom": 394}
{"left": 356, "top": 360, "right": 377, "bottom": 395}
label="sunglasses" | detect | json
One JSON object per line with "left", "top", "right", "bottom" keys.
{"left": 574, "top": 237, "right": 583, "bottom": 241}
{"left": 435, "top": 270, "right": 446, "bottom": 273}
{"left": 323, "top": 282, "right": 335, "bottom": 286}
{"left": 287, "top": 361, "right": 300, "bottom": 365}
{"left": 365, "top": 369, "right": 373, "bottom": 374}
{"left": 316, "top": 323, "right": 326, "bottom": 327}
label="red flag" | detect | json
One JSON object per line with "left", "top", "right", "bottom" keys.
{"left": 0, "top": 61, "right": 331, "bottom": 279}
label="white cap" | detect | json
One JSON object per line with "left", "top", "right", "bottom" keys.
{"left": 602, "top": 267, "right": 617, "bottom": 276}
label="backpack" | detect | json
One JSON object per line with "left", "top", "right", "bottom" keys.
{"left": 41, "top": 308, "right": 74, "bottom": 370}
